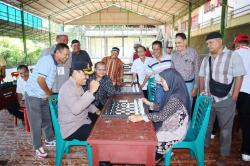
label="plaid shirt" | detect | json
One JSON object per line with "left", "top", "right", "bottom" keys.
{"left": 171, "top": 47, "right": 200, "bottom": 88}
{"left": 199, "top": 47, "right": 246, "bottom": 102}
{"left": 102, "top": 56, "right": 124, "bottom": 85}
{"left": 84, "top": 75, "right": 117, "bottom": 109}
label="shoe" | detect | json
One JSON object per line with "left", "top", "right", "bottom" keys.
{"left": 211, "top": 134, "right": 215, "bottom": 139}
{"left": 216, "top": 156, "right": 227, "bottom": 166}
{"left": 45, "top": 139, "right": 56, "bottom": 146}
{"left": 242, "top": 154, "right": 250, "bottom": 161}
{"left": 35, "top": 147, "right": 48, "bottom": 158}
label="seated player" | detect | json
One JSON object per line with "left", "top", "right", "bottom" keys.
{"left": 17, "top": 65, "right": 29, "bottom": 107}
{"left": 58, "top": 64, "right": 100, "bottom": 141}
{"left": 128, "top": 68, "right": 191, "bottom": 164}
{"left": 85, "top": 61, "right": 117, "bottom": 110}
{"left": 7, "top": 65, "right": 30, "bottom": 125}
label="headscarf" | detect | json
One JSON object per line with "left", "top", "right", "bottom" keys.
{"left": 158, "top": 68, "right": 191, "bottom": 116}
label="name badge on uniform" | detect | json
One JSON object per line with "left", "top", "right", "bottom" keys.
{"left": 57, "top": 67, "right": 65, "bottom": 75}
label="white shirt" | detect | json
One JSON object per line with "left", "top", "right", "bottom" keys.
{"left": 131, "top": 57, "right": 152, "bottom": 90}
{"left": 16, "top": 77, "right": 27, "bottom": 99}
{"left": 234, "top": 46, "right": 250, "bottom": 94}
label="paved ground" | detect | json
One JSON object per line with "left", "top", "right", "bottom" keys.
{"left": 0, "top": 109, "right": 249, "bottom": 166}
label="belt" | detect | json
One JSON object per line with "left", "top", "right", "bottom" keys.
{"left": 185, "top": 78, "right": 194, "bottom": 83}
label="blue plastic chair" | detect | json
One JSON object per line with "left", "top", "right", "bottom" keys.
{"left": 164, "top": 96, "right": 212, "bottom": 166}
{"left": 147, "top": 77, "right": 156, "bottom": 102}
{"left": 49, "top": 95, "right": 93, "bottom": 166}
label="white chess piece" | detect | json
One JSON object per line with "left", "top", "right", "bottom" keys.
{"left": 138, "top": 98, "right": 145, "bottom": 115}
{"left": 134, "top": 99, "right": 139, "bottom": 115}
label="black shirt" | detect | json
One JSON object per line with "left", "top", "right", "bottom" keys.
{"left": 71, "top": 50, "right": 92, "bottom": 69}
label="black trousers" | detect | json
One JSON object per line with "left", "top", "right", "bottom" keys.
{"left": 237, "top": 92, "right": 250, "bottom": 155}
{"left": 65, "top": 113, "right": 98, "bottom": 141}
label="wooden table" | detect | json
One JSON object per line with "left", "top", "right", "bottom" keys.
{"left": 88, "top": 95, "right": 157, "bottom": 166}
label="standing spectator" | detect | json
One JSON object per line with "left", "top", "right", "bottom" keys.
{"left": 171, "top": 33, "right": 199, "bottom": 105}
{"left": 101, "top": 47, "right": 124, "bottom": 87}
{"left": 132, "top": 42, "right": 152, "bottom": 62}
{"left": 199, "top": 32, "right": 245, "bottom": 165}
{"left": 6, "top": 65, "right": 29, "bottom": 123}
{"left": 25, "top": 43, "right": 70, "bottom": 158}
{"left": 131, "top": 45, "right": 152, "bottom": 98}
{"left": 71, "top": 39, "right": 92, "bottom": 70}
{"left": 41, "top": 32, "right": 72, "bottom": 93}
{"left": 234, "top": 34, "right": 250, "bottom": 162}
{"left": 0, "top": 56, "right": 6, "bottom": 83}
{"left": 165, "top": 41, "right": 173, "bottom": 57}
{"left": 141, "top": 41, "right": 171, "bottom": 108}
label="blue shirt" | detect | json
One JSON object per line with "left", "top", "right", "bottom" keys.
{"left": 26, "top": 55, "right": 57, "bottom": 98}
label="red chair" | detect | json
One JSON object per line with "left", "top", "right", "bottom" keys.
{"left": 21, "top": 107, "right": 30, "bottom": 132}
{"left": 11, "top": 72, "right": 19, "bottom": 78}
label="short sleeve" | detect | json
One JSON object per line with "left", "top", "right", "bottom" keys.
{"left": 146, "top": 60, "right": 154, "bottom": 76}
{"left": 36, "top": 56, "right": 53, "bottom": 78}
{"left": 16, "top": 78, "right": 22, "bottom": 94}
{"left": 231, "top": 52, "right": 246, "bottom": 77}
{"left": 199, "top": 56, "right": 207, "bottom": 77}
{"left": 131, "top": 61, "right": 137, "bottom": 73}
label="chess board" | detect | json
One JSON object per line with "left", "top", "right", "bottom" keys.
{"left": 102, "top": 99, "right": 145, "bottom": 119}
{"left": 118, "top": 84, "right": 142, "bottom": 94}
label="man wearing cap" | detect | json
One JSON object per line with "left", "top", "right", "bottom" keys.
{"left": 58, "top": 62, "right": 100, "bottom": 141}
{"left": 101, "top": 47, "right": 124, "bottom": 87}
{"left": 171, "top": 33, "right": 199, "bottom": 106}
{"left": 41, "top": 32, "right": 72, "bottom": 93}
{"left": 25, "top": 43, "right": 70, "bottom": 158}
{"left": 234, "top": 34, "right": 250, "bottom": 162}
{"left": 199, "top": 32, "right": 246, "bottom": 165}
{"left": 71, "top": 39, "right": 93, "bottom": 70}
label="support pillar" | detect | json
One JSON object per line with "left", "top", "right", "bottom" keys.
{"left": 20, "top": 3, "right": 28, "bottom": 64}
{"left": 220, "top": 0, "right": 228, "bottom": 41}
{"left": 187, "top": 2, "right": 192, "bottom": 46}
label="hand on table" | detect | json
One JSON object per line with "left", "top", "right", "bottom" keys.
{"left": 128, "top": 115, "right": 144, "bottom": 122}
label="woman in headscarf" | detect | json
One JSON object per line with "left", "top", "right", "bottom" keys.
{"left": 129, "top": 68, "right": 191, "bottom": 163}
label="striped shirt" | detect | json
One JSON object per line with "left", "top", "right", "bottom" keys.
{"left": 199, "top": 47, "right": 246, "bottom": 102}
{"left": 26, "top": 55, "right": 57, "bottom": 98}
{"left": 101, "top": 56, "right": 124, "bottom": 85}
{"left": 146, "top": 54, "right": 171, "bottom": 76}
{"left": 171, "top": 47, "right": 199, "bottom": 88}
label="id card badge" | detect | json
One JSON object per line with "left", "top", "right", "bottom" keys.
{"left": 57, "top": 67, "right": 65, "bottom": 75}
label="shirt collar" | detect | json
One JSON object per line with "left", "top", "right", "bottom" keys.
{"left": 51, "top": 54, "right": 58, "bottom": 65}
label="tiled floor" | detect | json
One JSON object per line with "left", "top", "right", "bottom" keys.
{"left": 0, "top": 109, "right": 249, "bottom": 166}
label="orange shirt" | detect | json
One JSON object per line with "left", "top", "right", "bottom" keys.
{"left": 101, "top": 56, "right": 124, "bottom": 86}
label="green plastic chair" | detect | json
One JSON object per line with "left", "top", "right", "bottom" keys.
{"left": 49, "top": 95, "right": 93, "bottom": 166}
{"left": 147, "top": 77, "right": 156, "bottom": 102}
{"left": 164, "top": 96, "right": 212, "bottom": 166}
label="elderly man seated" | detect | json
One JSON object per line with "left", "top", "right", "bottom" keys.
{"left": 58, "top": 63, "right": 100, "bottom": 141}
{"left": 84, "top": 61, "right": 117, "bottom": 110}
